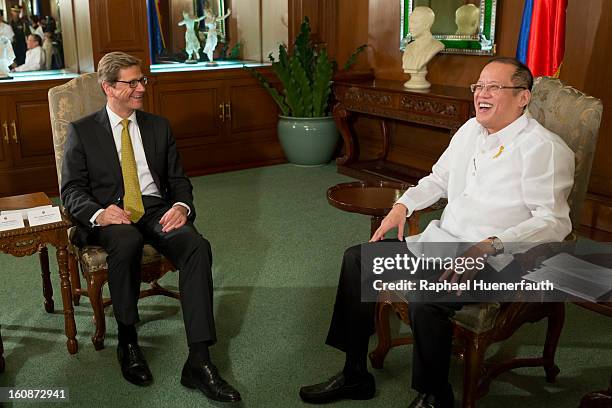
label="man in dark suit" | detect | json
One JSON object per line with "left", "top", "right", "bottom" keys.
{"left": 61, "top": 51, "right": 240, "bottom": 403}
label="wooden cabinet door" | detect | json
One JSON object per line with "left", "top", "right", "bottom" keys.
{"left": 226, "top": 79, "right": 279, "bottom": 140}
{"left": 222, "top": 78, "right": 284, "bottom": 166}
{"left": 89, "top": 0, "right": 150, "bottom": 68}
{"left": 4, "top": 92, "right": 55, "bottom": 169}
{"left": 0, "top": 97, "right": 11, "bottom": 170}
{"left": 153, "top": 80, "right": 226, "bottom": 172}
{"left": 1, "top": 91, "right": 58, "bottom": 195}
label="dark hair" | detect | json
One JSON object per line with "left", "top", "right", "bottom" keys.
{"left": 485, "top": 57, "right": 533, "bottom": 91}
{"left": 29, "top": 34, "right": 42, "bottom": 46}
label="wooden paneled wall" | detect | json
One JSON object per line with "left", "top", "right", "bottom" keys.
{"left": 302, "top": 0, "right": 612, "bottom": 233}
{"left": 88, "top": 0, "right": 151, "bottom": 69}
{"left": 560, "top": 0, "right": 612, "bottom": 233}
{"left": 288, "top": 0, "right": 337, "bottom": 55}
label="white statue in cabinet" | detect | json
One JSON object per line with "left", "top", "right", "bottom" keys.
{"left": 203, "top": 6, "right": 231, "bottom": 64}
{"left": 178, "top": 10, "right": 205, "bottom": 63}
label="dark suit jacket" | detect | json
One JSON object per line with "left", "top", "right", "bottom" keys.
{"left": 60, "top": 108, "right": 195, "bottom": 244}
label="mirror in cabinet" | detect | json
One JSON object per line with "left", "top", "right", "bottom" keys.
{"left": 147, "top": 0, "right": 288, "bottom": 73}
{"left": 0, "top": 0, "right": 66, "bottom": 77}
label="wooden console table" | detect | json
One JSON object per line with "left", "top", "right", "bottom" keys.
{"left": 332, "top": 79, "right": 474, "bottom": 183}
{"left": 0, "top": 192, "right": 77, "bottom": 367}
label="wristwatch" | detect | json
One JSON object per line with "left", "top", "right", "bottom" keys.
{"left": 487, "top": 236, "right": 504, "bottom": 255}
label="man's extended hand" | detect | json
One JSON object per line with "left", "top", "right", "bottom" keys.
{"left": 159, "top": 205, "right": 188, "bottom": 233}
{"left": 96, "top": 204, "right": 131, "bottom": 226}
{"left": 438, "top": 239, "right": 495, "bottom": 295}
{"left": 370, "top": 203, "right": 408, "bottom": 242}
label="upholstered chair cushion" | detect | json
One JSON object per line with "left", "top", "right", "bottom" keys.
{"left": 48, "top": 72, "right": 107, "bottom": 186}
{"left": 526, "top": 77, "right": 603, "bottom": 227}
{"left": 78, "top": 244, "right": 165, "bottom": 274}
{"left": 452, "top": 303, "right": 501, "bottom": 333}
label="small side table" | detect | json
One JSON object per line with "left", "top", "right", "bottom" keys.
{"left": 0, "top": 192, "right": 78, "bottom": 361}
{"left": 327, "top": 181, "right": 410, "bottom": 236}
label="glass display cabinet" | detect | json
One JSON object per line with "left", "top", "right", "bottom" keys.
{"left": 147, "top": 0, "right": 288, "bottom": 73}
{"left": 0, "top": 0, "right": 71, "bottom": 77}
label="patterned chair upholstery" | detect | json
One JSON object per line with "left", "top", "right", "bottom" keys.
{"left": 48, "top": 73, "right": 179, "bottom": 350}
{"left": 370, "top": 77, "right": 603, "bottom": 408}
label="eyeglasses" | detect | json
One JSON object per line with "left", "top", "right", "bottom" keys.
{"left": 470, "top": 83, "right": 527, "bottom": 94}
{"left": 114, "top": 76, "right": 148, "bottom": 88}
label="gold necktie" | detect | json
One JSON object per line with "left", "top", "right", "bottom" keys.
{"left": 120, "top": 119, "right": 144, "bottom": 222}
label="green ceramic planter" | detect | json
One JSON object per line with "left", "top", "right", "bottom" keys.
{"left": 277, "top": 116, "right": 339, "bottom": 166}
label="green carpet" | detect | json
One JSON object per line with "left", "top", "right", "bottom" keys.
{"left": 0, "top": 163, "right": 610, "bottom": 407}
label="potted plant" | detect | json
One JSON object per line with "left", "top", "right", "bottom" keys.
{"left": 249, "top": 17, "right": 365, "bottom": 166}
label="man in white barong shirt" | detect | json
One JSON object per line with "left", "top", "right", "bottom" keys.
{"left": 299, "top": 58, "right": 574, "bottom": 408}
{"left": 13, "top": 34, "right": 44, "bottom": 72}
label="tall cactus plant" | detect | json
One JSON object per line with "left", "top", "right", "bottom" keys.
{"left": 248, "top": 17, "right": 365, "bottom": 118}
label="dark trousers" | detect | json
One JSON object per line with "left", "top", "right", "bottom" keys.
{"left": 325, "top": 241, "right": 464, "bottom": 396}
{"left": 91, "top": 196, "right": 216, "bottom": 345}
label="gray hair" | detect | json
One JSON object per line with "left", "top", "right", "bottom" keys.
{"left": 97, "top": 52, "right": 141, "bottom": 86}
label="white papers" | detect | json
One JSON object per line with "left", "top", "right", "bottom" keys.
{"left": 0, "top": 205, "right": 63, "bottom": 230}
{"left": 1, "top": 204, "right": 52, "bottom": 220}
{"left": 27, "top": 206, "right": 62, "bottom": 226}
{"left": 523, "top": 253, "right": 612, "bottom": 301}
{"left": 0, "top": 212, "right": 25, "bottom": 232}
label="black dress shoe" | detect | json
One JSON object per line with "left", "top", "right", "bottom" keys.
{"left": 299, "top": 371, "right": 375, "bottom": 404}
{"left": 408, "top": 392, "right": 454, "bottom": 408}
{"left": 117, "top": 342, "right": 153, "bottom": 386}
{"left": 181, "top": 361, "right": 241, "bottom": 402}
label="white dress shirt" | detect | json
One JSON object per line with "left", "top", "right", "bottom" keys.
{"left": 14, "top": 45, "right": 44, "bottom": 71}
{"left": 0, "top": 22, "right": 14, "bottom": 42}
{"left": 396, "top": 114, "right": 575, "bottom": 245}
{"left": 89, "top": 106, "right": 190, "bottom": 225}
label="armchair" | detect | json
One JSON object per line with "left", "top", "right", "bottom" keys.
{"left": 48, "top": 73, "right": 180, "bottom": 350}
{"left": 369, "top": 77, "right": 603, "bottom": 407}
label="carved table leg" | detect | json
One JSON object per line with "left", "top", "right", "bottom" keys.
{"left": 56, "top": 245, "right": 78, "bottom": 354}
{"left": 0, "top": 324, "right": 4, "bottom": 372}
{"left": 333, "top": 103, "right": 356, "bottom": 165}
{"left": 39, "top": 246, "right": 54, "bottom": 313}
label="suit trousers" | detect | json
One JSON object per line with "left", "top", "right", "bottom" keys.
{"left": 91, "top": 195, "right": 216, "bottom": 345}
{"left": 324, "top": 240, "right": 465, "bottom": 396}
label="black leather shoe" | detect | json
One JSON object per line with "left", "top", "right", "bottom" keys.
{"left": 299, "top": 372, "right": 375, "bottom": 404}
{"left": 181, "top": 361, "right": 241, "bottom": 402}
{"left": 117, "top": 342, "right": 153, "bottom": 386}
{"left": 408, "top": 392, "right": 454, "bottom": 408}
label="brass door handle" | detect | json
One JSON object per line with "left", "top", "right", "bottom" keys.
{"left": 219, "top": 103, "right": 225, "bottom": 122}
{"left": 11, "top": 121, "right": 18, "bottom": 144}
{"left": 225, "top": 102, "right": 231, "bottom": 121}
{"left": 2, "top": 121, "right": 8, "bottom": 144}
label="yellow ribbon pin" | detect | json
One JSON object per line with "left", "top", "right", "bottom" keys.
{"left": 492, "top": 145, "right": 504, "bottom": 159}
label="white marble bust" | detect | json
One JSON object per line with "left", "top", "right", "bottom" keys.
{"left": 455, "top": 4, "right": 480, "bottom": 36}
{"left": 402, "top": 6, "right": 445, "bottom": 89}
